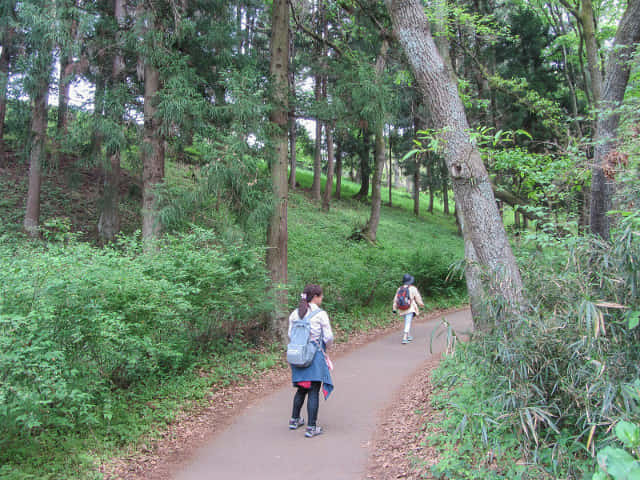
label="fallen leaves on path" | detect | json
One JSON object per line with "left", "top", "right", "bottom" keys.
{"left": 366, "top": 357, "right": 443, "bottom": 480}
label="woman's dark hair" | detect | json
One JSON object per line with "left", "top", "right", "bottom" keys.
{"left": 298, "top": 284, "right": 323, "bottom": 318}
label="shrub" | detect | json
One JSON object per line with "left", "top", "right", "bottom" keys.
{"left": 0, "top": 228, "right": 270, "bottom": 444}
{"left": 428, "top": 208, "right": 640, "bottom": 478}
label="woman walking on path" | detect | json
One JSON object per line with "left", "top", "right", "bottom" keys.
{"left": 288, "top": 284, "right": 334, "bottom": 438}
{"left": 392, "top": 274, "right": 425, "bottom": 344}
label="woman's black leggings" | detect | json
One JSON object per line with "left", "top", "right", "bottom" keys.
{"left": 292, "top": 381, "right": 321, "bottom": 426}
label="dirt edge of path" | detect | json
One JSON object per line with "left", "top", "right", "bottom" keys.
{"left": 101, "top": 306, "right": 466, "bottom": 480}
{"left": 365, "top": 356, "right": 444, "bottom": 480}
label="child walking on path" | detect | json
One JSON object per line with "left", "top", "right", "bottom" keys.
{"left": 288, "top": 284, "right": 334, "bottom": 438}
{"left": 392, "top": 274, "right": 425, "bottom": 344}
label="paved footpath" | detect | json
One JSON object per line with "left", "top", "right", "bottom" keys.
{"left": 173, "top": 308, "right": 472, "bottom": 480}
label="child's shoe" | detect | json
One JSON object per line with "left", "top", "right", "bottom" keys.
{"left": 305, "top": 425, "right": 323, "bottom": 438}
{"left": 289, "top": 417, "right": 304, "bottom": 430}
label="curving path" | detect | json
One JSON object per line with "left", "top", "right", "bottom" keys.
{"left": 173, "top": 308, "right": 472, "bottom": 480}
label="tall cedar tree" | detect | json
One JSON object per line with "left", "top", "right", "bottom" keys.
{"left": 22, "top": 1, "right": 55, "bottom": 237}
{"left": 97, "top": 0, "right": 127, "bottom": 242}
{"left": 267, "top": 0, "right": 290, "bottom": 342}
{"left": 363, "top": 38, "right": 390, "bottom": 242}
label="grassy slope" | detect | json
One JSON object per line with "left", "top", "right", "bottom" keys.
{"left": 0, "top": 160, "right": 465, "bottom": 479}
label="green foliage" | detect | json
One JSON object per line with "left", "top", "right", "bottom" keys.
{"left": 423, "top": 350, "right": 533, "bottom": 479}
{"left": 0, "top": 228, "right": 270, "bottom": 455}
{"left": 425, "top": 194, "right": 640, "bottom": 478}
{"left": 593, "top": 413, "right": 640, "bottom": 480}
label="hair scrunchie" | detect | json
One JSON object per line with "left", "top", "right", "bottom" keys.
{"left": 300, "top": 293, "right": 307, "bottom": 300}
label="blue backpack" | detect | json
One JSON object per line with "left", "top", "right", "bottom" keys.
{"left": 286, "top": 308, "right": 323, "bottom": 368}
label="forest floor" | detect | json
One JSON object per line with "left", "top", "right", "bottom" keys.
{"left": 101, "top": 308, "right": 471, "bottom": 480}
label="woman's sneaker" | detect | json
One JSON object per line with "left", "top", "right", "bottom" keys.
{"left": 305, "top": 425, "right": 323, "bottom": 438}
{"left": 289, "top": 417, "right": 304, "bottom": 430}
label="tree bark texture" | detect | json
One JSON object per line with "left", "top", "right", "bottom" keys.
{"left": 355, "top": 132, "right": 371, "bottom": 199}
{"left": 141, "top": 62, "right": 164, "bottom": 242}
{"left": 0, "top": 32, "right": 11, "bottom": 156}
{"left": 266, "top": 0, "right": 290, "bottom": 343}
{"left": 24, "top": 83, "right": 49, "bottom": 237}
{"left": 335, "top": 140, "right": 342, "bottom": 199}
{"left": 364, "top": 39, "right": 389, "bottom": 242}
{"left": 579, "top": 0, "right": 603, "bottom": 106}
{"left": 589, "top": 0, "right": 640, "bottom": 240}
{"left": 312, "top": 86, "right": 323, "bottom": 200}
{"left": 386, "top": 0, "right": 525, "bottom": 314}
{"left": 413, "top": 167, "right": 420, "bottom": 216}
{"left": 322, "top": 124, "right": 335, "bottom": 211}
{"left": 98, "top": 0, "right": 126, "bottom": 243}
{"left": 57, "top": 59, "right": 73, "bottom": 133}
{"left": 388, "top": 127, "right": 393, "bottom": 206}
{"left": 288, "top": 26, "right": 297, "bottom": 190}
{"left": 311, "top": 1, "right": 326, "bottom": 202}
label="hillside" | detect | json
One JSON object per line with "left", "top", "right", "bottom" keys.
{"left": 0, "top": 154, "right": 466, "bottom": 479}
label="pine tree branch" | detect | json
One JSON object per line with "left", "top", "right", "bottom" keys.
{"left": 289, "top": 0, "right": 344, "bottom": 57}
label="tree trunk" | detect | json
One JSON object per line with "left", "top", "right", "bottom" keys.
{"left": 355, "top": 131, "right": 371, "bottom": 199}
{"left": 388, "top": 126, "right": 393, "bottom": 206}
{"left": 0, "top": 37, "right": 10, "bottom": 157}
{"left": 98, "top": 0, "right": 126, "bottom": 243}
{"left": 363, "top": 39, "right": 389, "bottom": 242}
{"left": 413, "top": 166, "right": 420, "bottom": 216}
{"left": 589, "top": 0, "right": 640, "bottom": 240}
{"left": 580, "top": 0, "right": 602, "bottom": 106}
{"left": 455, "top": 192, "right": 487, "bottom": 327}
{"left": 364, "top": 126, "right": 385, "bottom": 241}
{"left": 266, "top": 0, "right": 290, "bottom": 342}
{"left": 386, "top": 0, "right": 525, "bottom": 315}
{"left": 322, "top": 123, "right": 335, "bottom": 211}
{"left": 312, "top": 94, "right": 323, "bottom": 200}
{"left": 288, "top": 26, "right": 297, "bottom": 190}
{"left": 24, "top": 82, "right": 50, "bottom": 237}
{"left": 141, "top": 63, "right": 164, "bottom": 242}
{"left": 57, "top": 58, "right": 74, "bottom": 134}
{"left": 441, "top": 159, "right": 449, "bottom": 215}
{"left": 335, "top": 140, "right": 342, "bottom": 199}
{"left": 311, "top": 1, "right": 326, "bottom": 201}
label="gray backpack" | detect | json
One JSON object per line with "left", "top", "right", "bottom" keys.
{"left": 286, "top": 309, "right": 323, "bottom": 368}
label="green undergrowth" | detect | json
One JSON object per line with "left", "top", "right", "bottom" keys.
{"left": 417, "top": 202, "right": 640, "bottom": 479}
{"left": 0, "top": 163, "right": 466, "bottom": 479}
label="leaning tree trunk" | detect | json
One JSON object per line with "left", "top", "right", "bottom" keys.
{"left": 141, "top": 62, "right": 164, "bottom": 242}
{"left": 24, "top": 80, "right": 50, "bottom": 237}
{"left": 363, "top": 39, "right": 389, "bottom": 242}
{"left": 589, "top": 0, "right": 640, "bottom": 240}
{"left": 266, "top": 0, "right": 290, "bottom": 343}
{"left": 386, "top": 0, "right": 525, "bottom": 315}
